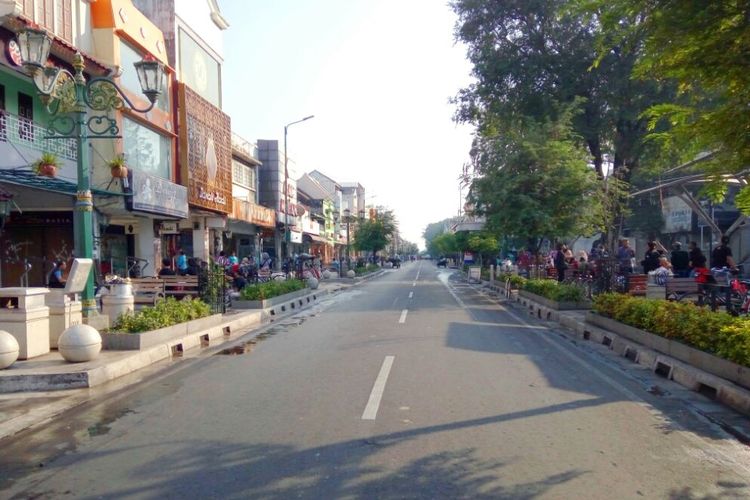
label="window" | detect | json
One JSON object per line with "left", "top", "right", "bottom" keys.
{"left": 119, "top": 41, "right": 169, "bottom": 112}
{"left": 123, "top": 117, "right": 172, "bottom": 180}
{"left": 25, "top": 0, "right": 72, "bottom": 42}
{"left": 18, "top": 93, "right": 34, "bottom": 143}
{"left": 232, "top": 160, "right": 254, "bottom": 189}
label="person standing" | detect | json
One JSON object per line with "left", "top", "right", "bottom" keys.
{"left": 711, "top": 235, "right": 736, "bottom": 269}
{"left": 176, "top": 249, "right": 188, "bottom": 276}
{"left": 617, "top": 239, "right": 635, "bottom": 274}
{"left": 641, "top": 241, "right": 662, "bottom": 274}
{"left": 554, "top": 243, "right": 568, "bottom": 283}
{"left": 670, "top": 242, "right": 690, "bottom": 277}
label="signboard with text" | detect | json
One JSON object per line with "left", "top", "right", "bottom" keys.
{"left": 128, "top": 169, "right": 188, "bottom": 219}
{"left": 662, "top": 196, "right": 692, "bottom": 233}
{"left": 178, "top": 84, "right": 232, "bottom": 214}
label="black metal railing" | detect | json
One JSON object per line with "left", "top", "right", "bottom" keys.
{"left": 198, "top": 264, "right": 230, "bottom": 314}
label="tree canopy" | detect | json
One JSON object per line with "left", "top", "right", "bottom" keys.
{"left": 353, "top": 210, "right": 397, "bottom": 255}
{"left": 467, "top": 106, "right": 607, "bottom": 252}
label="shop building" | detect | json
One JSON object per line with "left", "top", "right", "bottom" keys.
{"left": 0, "top": 1, "right": 121, "bottom": 286}
{"left": 227, "top": 133, "right": 275, "bottom": 261}
{"left": 131, "top": 0, "right": 230, "bottom": 263}
{"left": 257, "top": 139, "right": 302, "bottom": 266}
{"left": 88, "top": 0, "right": 187, "bottom": 277}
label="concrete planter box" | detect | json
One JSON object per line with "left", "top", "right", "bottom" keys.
{"left": 519, "top": 290, "right": 592, "bottom": 311}
{"left": 102, "top": 313, "right": 224, "bottom": 351}
{"left": 586, "top": 312, "right": 750, "bottom": 390}
{"left": 232, "top": 288, "right": 311, "bottom": 310}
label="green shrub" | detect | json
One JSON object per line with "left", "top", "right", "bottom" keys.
{"left": 592, "top": 294, "right": 750, "bottom": 366}
{"left": 498, "top": 273, "right": 526, "bottom": 288}
{"left": 112, "top": 297, "right": 211, "bottom": 333}
{"left": 522, "top": 279, "right": 585, "bottom": 303}
{"left": 239, "top": 279, "right": 307, "bottom": 301}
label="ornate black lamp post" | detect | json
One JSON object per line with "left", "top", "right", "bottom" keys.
{"left": 16, "top": 27, "right": 165, "bottom": 315}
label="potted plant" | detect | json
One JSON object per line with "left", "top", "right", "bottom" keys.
{"left": 108, "top": 154, "right": 128, "bottom": 179}
{"left": 32, "top": 152, "right": 61, "bottom": 177}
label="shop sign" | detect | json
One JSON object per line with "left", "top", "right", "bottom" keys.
{"left": 159, "top": 222, "right": 179, "bottom": 234}
{"left": 662, "top": 196, "right": 692, "bottom": 233}
{"left": 128, "top": 169, "right": 189, "bottom": 219}
{"left": 179, "top": 84, "right": 232, "bottom": 214}
{"left": 232, "top": 198, "right": 275, "bottom": 227}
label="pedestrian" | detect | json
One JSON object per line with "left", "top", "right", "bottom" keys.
{"left": 177, "top": 249, "right": 188, "bottom": 275}
{"left": 554, "top": 243, "right": 568, "bottom": 283}
{"left": 158, "top": 257, "right": 176, "bottom": 276}
{"left": 711, "top": 235, "right": 736, "bottom": 269}
{"left": 229, "top": 251, "right": 239, "bottom": 266}
{"left": 688, "top": 242, "right": 707, "bottom": 276}
{"left": 641, "top": 241, "right": 661, "bottom": 274}
{"left": 48, "top": 260, "right": 67, "bottom": 288}
{"left": 617, "top": 239, "right": 635, "bottom": 274}
{"left": 216, "top": 251, "right": 229, "bottom": 268}
{"left": 670, "top": 242, "right": 690, "bottom": 278}
{"left": 653, "top": 256, "right": 674, "bottom": 285}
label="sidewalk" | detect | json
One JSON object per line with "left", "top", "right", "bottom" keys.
{"left": 0, "top": 280, "right": 353, "bottom": 441}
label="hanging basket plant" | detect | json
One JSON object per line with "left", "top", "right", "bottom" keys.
{"left": 108, "top": 154, "right": 129, "bottom": 179}
{"left": 32, "top": 152, "right": 61, "bottom": 178}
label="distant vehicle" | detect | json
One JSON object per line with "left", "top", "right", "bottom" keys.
{"left": 437, "top": 257, "right": 448, "bottom": 268}
{"left": 388, "top": 257, "right": 401, "bottom": 269}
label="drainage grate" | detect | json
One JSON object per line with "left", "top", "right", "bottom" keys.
{"left": 602, "top": 336, "right": 612, "bottom": 347}
{"left": 200, "top": 334, "right": 210, "bottom": 347}
{"left": 654, "top": 361, "right": 672, "bottom": 378}
{"left": 171, "top": 343, "right": 184, "bottom": 357}
{"left": 697, "top": 383, "right": 718, "bottom": 400}
{"left": 624, "top": 348, "right": 638, "bottom": 362}
{"left": 583, "top": 331, "right": 591, "bottom": 340}
{"left": 223, "top": 326, "right": 231, "bottom": 336}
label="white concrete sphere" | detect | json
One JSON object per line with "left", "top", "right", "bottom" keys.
{"left": 307, "top": 277, "right": 320, "bottom": 289}
{"left": 322, "top": 270, "right": 331, "bottom": 280}
{"left": 347, "top": 270, "right": 356, "bottom": 278}
{"left": 58, "top": 324, "right": 102, "bottom": 363}
{"left": 0, "top": 330, "right": 19, "bottom": 369}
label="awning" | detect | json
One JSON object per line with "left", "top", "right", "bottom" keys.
{"left": 303, "top": 233, "right": 328, "bottom": 244}
{"left": 0, "top": 170, "right": 129, "bottom": 197}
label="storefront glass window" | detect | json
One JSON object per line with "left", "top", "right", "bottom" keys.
{"left": 123, "top": 117, "right": 172, "bottom": 180}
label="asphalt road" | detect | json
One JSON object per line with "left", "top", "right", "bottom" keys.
{"left": 2, "top": 261, "right": 750, "bottom": 499}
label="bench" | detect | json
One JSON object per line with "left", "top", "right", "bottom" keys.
{"left": 129, "top": 278, "right": 165, "bottom": 306}
{"left": 665, "top": 276, "right": 701, "bottom": 301}
{"left": 627, "top": 274, "right": 648, "bottom": 296}
{"left": 161, "top": 275, "right": 200, "bottom": 298}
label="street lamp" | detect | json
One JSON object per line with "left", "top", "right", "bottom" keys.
{"left": 344, "top": 208, "right": 352, "bottom": 271}
{"left": 16, "top": 27, "right": 165, "bottom": 316}
{"left": 332, "top": 209, "right": 340, "bottom": 264}
{"left": 283, "top": 115, "right": 314, "bottom": 262}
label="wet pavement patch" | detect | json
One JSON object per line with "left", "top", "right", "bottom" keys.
{"left": 219, "top": 340, "right": 257, "bottom": 355}
{"left": 87, "top": 408, "right": 135, "bottom": 437}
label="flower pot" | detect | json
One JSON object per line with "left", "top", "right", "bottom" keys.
{"left": 110, "top": 165, "right": 128, "bottom": 179}
{"left": 37, "top": 164, "right": 57, "bottom": 177}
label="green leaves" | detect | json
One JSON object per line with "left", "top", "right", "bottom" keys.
{"left": 593, "top": 293, "right": 750, "bottom": 367}
{"left": 112, "top": 297, "right": 211, "bottom": 333}
{"left": 239, "top": 279, "right": 306, "bottom": 301}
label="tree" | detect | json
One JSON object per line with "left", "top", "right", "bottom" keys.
{"left": 429, "top": 232, "right": 458, "bottom": 258}
{"left": 353, "top": 210, "right": 397, "bottom": 256}
{"left": 584, "top": 0, "right": 750, "bottom": 211}
{"left": 467, "top": 106, "right": 607, "bottom": 254}
{"left": 451, "top": 0, "right": 673, "bottom": 180}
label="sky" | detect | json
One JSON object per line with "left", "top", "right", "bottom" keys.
{"left": 221, "top": 0, "right": 475, "bottom": 249}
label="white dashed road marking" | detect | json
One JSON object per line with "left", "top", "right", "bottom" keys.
{"left": 362, "top": 356, "right": 395, "bottom": 420}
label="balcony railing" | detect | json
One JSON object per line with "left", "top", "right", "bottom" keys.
{"left": 231, "top": 132, "right": 260, "bottom": 161}
{"left": 0, "top": 111, "right": 77, "bottom": 161}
